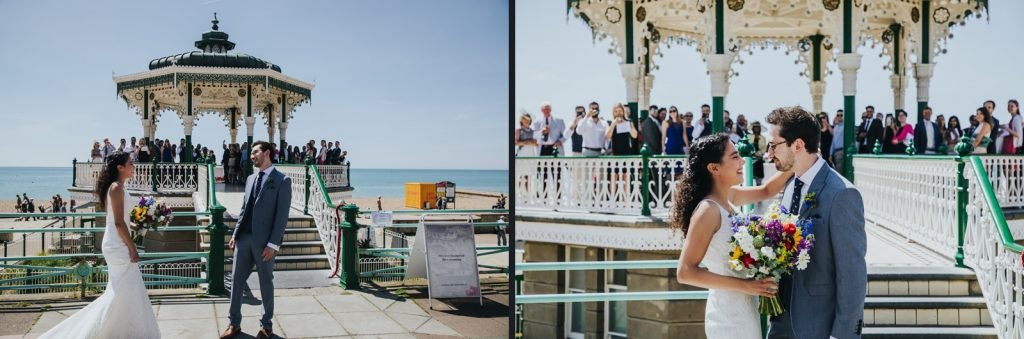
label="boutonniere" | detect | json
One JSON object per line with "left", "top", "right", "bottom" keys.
{"left": 801, "top": 192, "right": 817, "bottom": 212}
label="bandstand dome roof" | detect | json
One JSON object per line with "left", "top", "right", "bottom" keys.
{"left": 147, "top": 14, "right": 282, "bottom": 72}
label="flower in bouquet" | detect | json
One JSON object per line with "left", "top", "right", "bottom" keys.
{"left": 728, "top": 201, "right": 815, "bottom": 316}
{"left": 129, "top": 196, "right": 173, "bottom": 241}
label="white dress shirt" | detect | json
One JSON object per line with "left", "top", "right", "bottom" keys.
{"left": 575, "top": 117, "right": 609, "bottom": 149}
{"left": 781, "top": 156, "right": 826, "bottom": 214}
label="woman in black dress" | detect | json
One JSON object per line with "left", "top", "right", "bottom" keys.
{"left": 605, "top": 103, "right": 639, "bottom": 200}
{"left": 818, "top": 113, "right": 833, "bottom": 166}
{"left": 882, "top": 114, "right": 898, "bottom": 154}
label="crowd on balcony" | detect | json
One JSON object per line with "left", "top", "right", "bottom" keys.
{"left": 88, "top": 137, "right": 349, "bottom": 166}
{"left": 516, "top": 98, "right": 1024, "bottom": 162}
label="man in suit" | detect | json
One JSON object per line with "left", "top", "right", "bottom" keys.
{"left": 698, "top": 104, "right": 713, "bottom": 138}
{"left": 642, "top": 106, "right": 664, "bottom": 154}
{"left": 766, "top": 106, "right": 867, "bottom": 339}
{"left": 533, "top": 102, "right": 566, "bottom": 155}
{"left": 222, "top": 141, "right": 292, "bottom": 339}
{"left": 857, "top": 106, "right": 882, "bottom": 154}
{"left": 985, "top": 100, "right": 1000, "bottom": 154}
{"left": 915, "top": 107, "right": 941, "bottom": 154}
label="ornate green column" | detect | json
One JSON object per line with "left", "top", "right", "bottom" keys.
{"left": 838, "top": 0, "right": 862, "bottom": 181}
{"left": 809, "top": 34, "right": 826, "bottom": 114}
{"left": 914, "top": 1, "right": 934, "bottom": 123}
{"left": 340, "top": 204, "right": 361, "bottom": 290}
{"left": 184, "top": 83, "right": 194, "bottom": 163}
{"left": 623, "top": 0, "right": 640, "bottom": 152}
{"left": 737, "top": 136, "right": 755, "bottom": 213}
{"left": 889, "top": 24, "right": 906, "bottom": 113}
{"left": 709, "top": 0, "right": 729, "bottom": 133}
{"left": 245, "top": 85, "right": 255, "bottom": 178}
{"left": 207, "top": 203, "right": 227, "bottom": 295}
{"left": 640, "top": 144, "right": 652, "bottom": 216}
{"left": 954, "top": 136, "right": 973, "bottom": 268}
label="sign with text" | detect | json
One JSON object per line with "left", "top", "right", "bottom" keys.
{"left": 371, "top": 211, "right": 393, "bottom": 227}
{"left": 415, "top": 222, "right": 480, "bottom": 300}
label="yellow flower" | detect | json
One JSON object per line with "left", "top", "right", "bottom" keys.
{"left": 769, "top": 213, "right": 779, "bottom": 220}
{"left": 731, "top": 247, "right": 743, "bottom": 260}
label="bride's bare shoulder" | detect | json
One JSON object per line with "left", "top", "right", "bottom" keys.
{"left": 688, "top": 200, "right": 723, "bottom": 235}
{"left": 108, "top": 182, "right": 124, "bottom": 195}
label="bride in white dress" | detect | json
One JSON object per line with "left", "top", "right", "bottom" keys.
{"left": 40, "top": 151, "right": 160, "bottom": 339}
{"left": 671, "top": 134, "right": 793, "bottom": 338}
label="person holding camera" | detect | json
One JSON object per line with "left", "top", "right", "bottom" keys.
{"left": 533, "top": 102, "right": 566, "bottom": 155}
{"left": 574, "top": 106, "right": 608, "bottom": 156}
{"left": 569, "top": 105, "right": 587, "bottom": 156}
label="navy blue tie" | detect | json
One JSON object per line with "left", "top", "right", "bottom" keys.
{"left": 789, "top": 179, "right": 804, "bottom": 215}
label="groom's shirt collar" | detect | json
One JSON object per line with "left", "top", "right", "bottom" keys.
{"left": 783, "top": 155, "right": 826, "bottom": 213}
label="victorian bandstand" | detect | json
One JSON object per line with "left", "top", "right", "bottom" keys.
{"left": 567, "top": 0, "right": 988, "bottom": 178}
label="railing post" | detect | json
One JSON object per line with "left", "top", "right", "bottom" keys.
{"left": 346, "top": 161, "right": 351, "bottom": 188}
{"left": 340, "top": 204, "right": 361, "bottom": 290}
{"left": 304, "top": 157, "right": 313, "bottom": 215}
{"left": 872, "top": 140, "right": 883, "bottom": 155}
{"left": 515, "top": 273, "right": 524, "bottom": 337}
{"left": 906, "top": 140, "right": 917, "bottom": 156}
{"left": 207, "top": 203, "right": 228, "bottom": 295}
{"left": 737, "top": 136, "right": 755, "bottom": 213}
{"left": 640, "top": 144, "right": 652, "bottom": 216}
{"left": 151, "top": 156, "right": 159, "bottom": 192}
{"left": 954, "top": 136, "right": 973, "bottom": 268}
{"left": 72, "top": 158, "right": 77, "bottom": 187}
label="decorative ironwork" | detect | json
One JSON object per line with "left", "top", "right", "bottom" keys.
{"left": 823, "top": 0, "right": 840, "bottom": 11}
{"left": 727, "top": 0, "right": 744, "bottom": 11}
{"left": 116, "top": 74, "right": 175, "bottom": 93}
{"left": 934, "top": 7, "right": 951, "bottom": 24}
{"left": 911, "top": 7, "right": 920, "bottom": 23}
{"left": 605, "top": 7, "right": 621, "bottom": 24}
{"left": 798, "top": 38, "right": 811, "bottom": 52}
{"left": 636, "top": 6, "right": 646, "bottom": 22}
{"left": 882, "top": 28, "right": 894, "bottom": 44}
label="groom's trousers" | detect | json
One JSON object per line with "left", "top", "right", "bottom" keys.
{"left": 229, "top": 232, "right": 276, "bottom": 330}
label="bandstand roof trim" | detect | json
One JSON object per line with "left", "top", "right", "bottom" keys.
{"left": 149, "top": 52, "right": 282, "bottom": 73}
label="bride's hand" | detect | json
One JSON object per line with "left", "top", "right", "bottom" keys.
{"left": 744, "top": 277, "right": 778, "bottom": 297}
{"left": 129, "top": 247, "right": 140, "bottom": 263}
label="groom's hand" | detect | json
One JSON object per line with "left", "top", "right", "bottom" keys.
{"left": 228, "top": 237, "right": 235, "bottom": 250}
{"left": 262, "top": 246, "right": 276, "bottom": 262}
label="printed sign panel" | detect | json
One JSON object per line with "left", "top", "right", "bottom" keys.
{"left": 422, "top": 222, "right": 480, "bottom": 299}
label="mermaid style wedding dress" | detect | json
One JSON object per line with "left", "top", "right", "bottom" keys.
{"left": 39, "top": 191, "right": 160, "bottom": 339}
{"left": 700, "top": 199, "right": 761, "bottom": 339}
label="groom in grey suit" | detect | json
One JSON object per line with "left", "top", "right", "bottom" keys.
{"left": 222, "top": 141, "right": 292, "bottom": 339}
{"left": 765, "top": 107, "right": 867, "bottom": 339}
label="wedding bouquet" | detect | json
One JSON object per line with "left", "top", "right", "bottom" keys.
{"left": 130, "top": 196, "right": 173, "bottom": 241}
{"left": 728, "top": 201, "right": 815, "bottom": 316}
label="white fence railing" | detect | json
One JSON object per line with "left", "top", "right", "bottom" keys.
{"left": 963, "top": 159, "right": 1024, "bottom": 338}
{"left": 977, "top": 156, "right": 1024, "bottom": 209}
{"left": 358, "top": 257, "right": 405, "bottom": 283}
{"left": 516, "top": 156, "right": 687, "bottom": 215}
{"left": 853, "top": 156, "right": 961, "bottom": 257}
{"left": 75, "top": 162, "right": 199, "bottom": 193}
{"left": 278, "top": 165, "right": 343, "bottom": 274}
{"left": 317, "top": 164, "right": 350, "bottom": 188}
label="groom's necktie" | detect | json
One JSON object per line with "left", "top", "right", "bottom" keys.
{"left": 789, "top": 178, "right": 804, "bottom": 215}
{"left": 240, "top": 171, "right": 266, "bottom": 234}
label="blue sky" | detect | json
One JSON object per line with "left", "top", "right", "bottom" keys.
{"left": 516, "top": 1, "right": 1023, "bottom": 134}
{"left": 0, "top": 0, "right": 508, "bottom": 170}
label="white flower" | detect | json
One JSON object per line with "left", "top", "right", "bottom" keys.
{"left": 796, "top": 250, "right": 811, "bottom": 270}
{"left": 758, "top": 266, "right": 771, "bottom": 275}
{"left": 147, "top": 208, "right": 155, "bottom": 216}
{"left": 729, "top": 259, "right": 743, "bottom": 271}
{"left": 760, "top": 247, "right": 776, "bottom": 260}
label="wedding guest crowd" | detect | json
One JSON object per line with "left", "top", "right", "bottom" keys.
{"left": 90, "top": 137, "right": 349, "bottom": 166}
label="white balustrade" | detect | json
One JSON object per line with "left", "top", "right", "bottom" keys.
{"left": 977, "top": 156, "right": 1024, "bottom": 209}
{"left": 316, "top": 164, "right": 349, "bottom": 188}
{"left": 963, "top": 161, "right": 1024, "bottom": 338}
{"left": 853, "top": 156, "right": 960, "bottom": 257}
{"left": 277, "top": 166, "right": 308, "bottom": 213}
{"left": 278, "top": 165, "right": 342, "bottom": 273}
{"left": 75, "top": 162, "right": 197, "bottom": 192}
{"left": 647, "top": 156, "right": 688, "bottom": 214}
{"left": 195, "top": 164, "right": 209, "bottom": 211}
{"left": 517, "top": 156, "right": 651, "bottom": 214}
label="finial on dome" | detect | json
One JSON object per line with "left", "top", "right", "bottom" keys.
{"left": 212, "top": 12, "right": 219, "bottom": 30}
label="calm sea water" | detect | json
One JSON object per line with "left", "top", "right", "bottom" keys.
{"left": 0, "top": 167, "right": 507, "bottom": 200}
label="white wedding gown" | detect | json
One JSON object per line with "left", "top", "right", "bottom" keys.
{"left": 39, "top": 191, "right": 160, "bottom": 339}
{"left": 700, "top": 199, "right": 761, "bottom": 339}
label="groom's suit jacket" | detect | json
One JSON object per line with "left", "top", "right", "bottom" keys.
{"left": 232, "top": 168, "right": 292, "bottom": 250}
{"left": 769, "top": 164, "right": 867, "bottom": 339}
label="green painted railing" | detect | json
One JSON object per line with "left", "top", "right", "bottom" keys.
{"left": 358, "top": 245, "right": 509, "bottom": 279}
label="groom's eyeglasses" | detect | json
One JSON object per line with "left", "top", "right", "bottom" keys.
{"left": 767, "top": 140, "right": 789, "bottom": 151}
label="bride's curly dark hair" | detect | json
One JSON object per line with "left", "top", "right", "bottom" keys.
{"left": 670, "top": 133, "right": 731, "bottom": 236}
{"left": 94, "top": 151, "right": 131, "bottom": 209}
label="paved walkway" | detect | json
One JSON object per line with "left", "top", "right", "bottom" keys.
{"left": 0, "top": 286, "right": 474, "bottom": 338}
{"left": 864, "top": 222, "right": 952, "bottom": 267}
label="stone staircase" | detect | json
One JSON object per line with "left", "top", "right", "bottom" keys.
{"left": 862, "top": 266, "right": 996, "bottom": 338}
{"left": 199, "top": 213, "right": 331, "bottom": 272}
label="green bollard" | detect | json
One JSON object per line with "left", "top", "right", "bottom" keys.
{"left": 340, "top": 204, "right": 361, "bottom": 290}
{"left": 207, "top": 204, "right": 228, "bottom": 295}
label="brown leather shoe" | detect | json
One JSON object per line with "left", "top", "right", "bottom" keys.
{"left": 219, "top": 324, "right": 240, "bottom": 339}
{"left": 257, "top": 328, "right": 273, "bottom": 339}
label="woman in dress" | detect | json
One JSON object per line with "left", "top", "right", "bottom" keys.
{"left": 606, "top": 103, "right": 638, "bottom": 155}
{"left": 515, "top": 112, "right": 538, "bottom": 157}
{"left": 90, "top": 142, "right": 102, "bottom": 162}
{"left": 40, "top": 151, "right": 160, "bottom": 339}
{"left": 818, "top": 113, "right": 833, "bottom": 167}
{"left": 672, "top": 134, "right": 792, "bottom": 339}
{"left": 946, "top": 116, "right": 963, "bottom": 154}
{"left": 892, "top": 110, "right": 914, "bottom": 154}
{"left": 1005, "top": 100, "right": 1022, "bottom": 154}
{"left": 882, "top": 114, "right": 897, "bottom": 154}
{"left": 662, "top": 108, "right": 685, "bottom": 155}
{"left": 682, "top": 112, "right": 695, "bottom": 154}
{"left": 973, "top": 107, "right": 994, "bottom": 154}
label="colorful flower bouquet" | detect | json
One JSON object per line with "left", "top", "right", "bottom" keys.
{"left": 129, "top": 196, "right": 173, "bottom": 241}
{"left": 729, "top": 201, "right": 815, "bottom": 316}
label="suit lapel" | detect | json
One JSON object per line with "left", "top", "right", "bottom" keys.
{"left": 254, "top": 169, "right": 276, "bottom": 205}
{"left": 798, "top": 164, "right": 830, "bottom": 220}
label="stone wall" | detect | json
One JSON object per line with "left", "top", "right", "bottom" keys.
{"left": 522, "top": 241, "right": 564, "bottom": 338}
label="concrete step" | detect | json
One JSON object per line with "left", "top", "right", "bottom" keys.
{"left": 863, "top": 326, "right": 997, "bottom": 338}
{"left": 202, "top": 240, "right": 326, "bottom": 257}
{"left": 866, "top": 266, "right": 981, "bottom": 297}
{"left": 220, "top": 253, "right": 331, "bottom": 272}
{"left": 200, "top": 228, "right": 321, "bottom": 243}
{"left": 864, "top": 297, "right": 992, "bottom": 327}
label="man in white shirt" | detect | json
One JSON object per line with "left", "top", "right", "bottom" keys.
{"left": 575, "top": 108, "right": 609, "bottom": 156}
{"left": 914, "top": 107, "right": 940, "bottom": 154}
{"left": 532, "top": 102, "right": 566, "bottom": 156}
{"left": 127, "top": 136, "right": 137, "bottom": 161}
